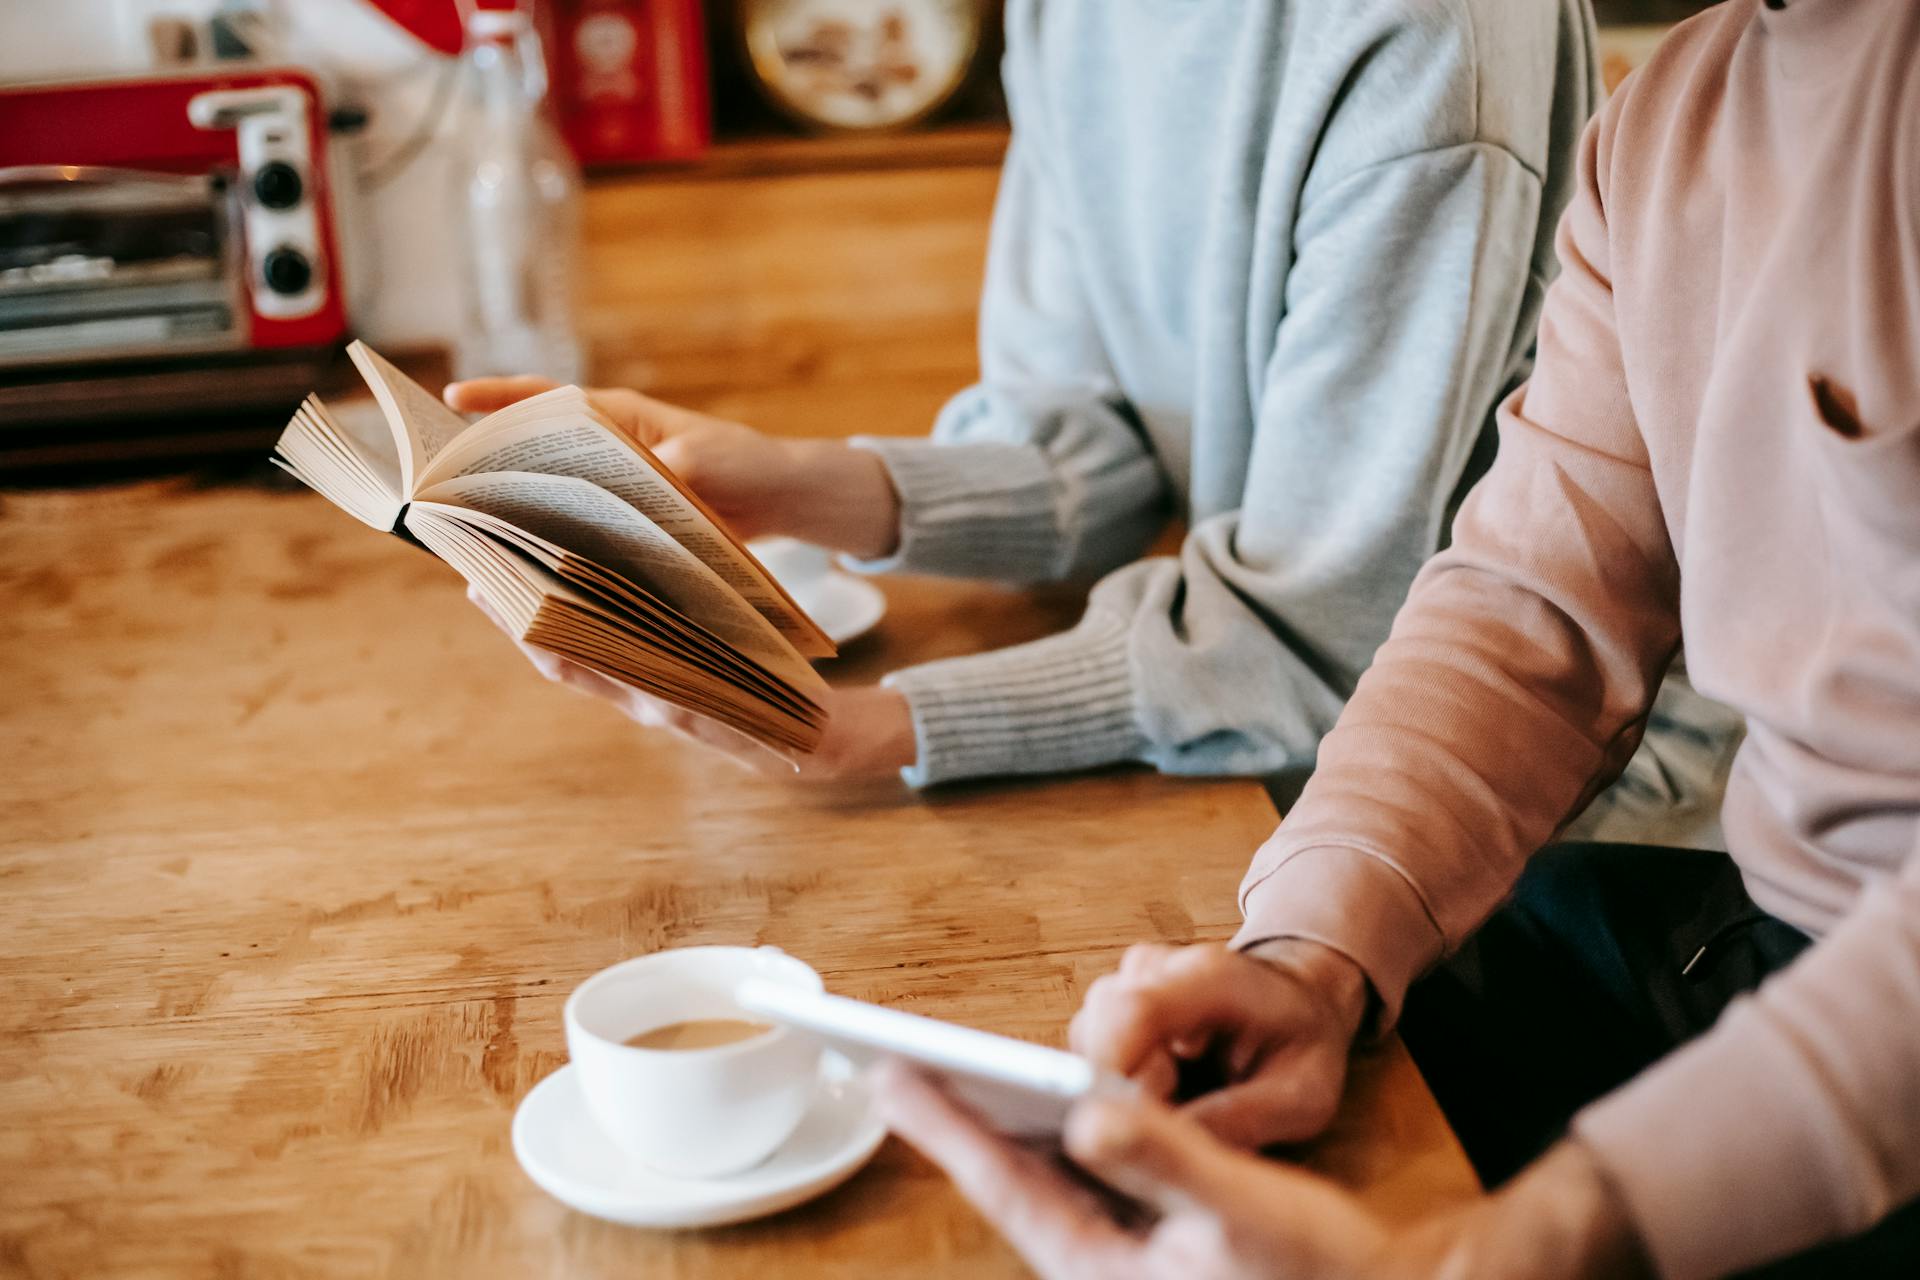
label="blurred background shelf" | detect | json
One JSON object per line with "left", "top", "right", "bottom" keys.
{"left": 600, "top": 119, "right": 1007, "bottom": 181}
{"left": 0, "top": 0, "right": 1718, "bottom": 481}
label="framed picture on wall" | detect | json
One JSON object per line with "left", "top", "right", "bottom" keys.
{"left": 737, "top": 0, "right": 987, "bottom": 132}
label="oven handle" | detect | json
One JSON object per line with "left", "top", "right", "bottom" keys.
{"left": 0, "top": 165, "right": 219, "bottom": 215}
{"left": 0, "top": 164, "right": 213, "bottom": 190}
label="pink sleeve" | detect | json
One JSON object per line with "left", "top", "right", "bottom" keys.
{"left": 1234, "top": 101, "right": 1682, "bottom": 1019}
{"left": 1573, "top": 848, "right": 1920, "bottom": 1279}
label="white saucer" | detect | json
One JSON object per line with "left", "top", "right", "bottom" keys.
{"left": 512, "top": 1052, "right": 886, "bottom": 1229}
{"left": 752, "top": 538, "right": 888, "bottom": 647}
{"left": 796, "top": 573, "right": 887, "bottom": 647}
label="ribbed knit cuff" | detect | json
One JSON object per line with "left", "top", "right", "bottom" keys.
{"left": 1232, "top": 843, "right": 1446, "bottom": 1027}
{"left": 882, "top": 615, "right": 1147, "bottom": 788}
{"left": 843, "top": 437, "right": 1061, "bottom": 581}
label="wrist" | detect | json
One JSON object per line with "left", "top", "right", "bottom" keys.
{"left": 780, "top": 440, "right": 901, "bottom": 560}
{"left": 1239, "top": 937, "right": 1372, "bottom": 1046}
{"left": 815, "top": 685, "right": 917, "bottom": 778}
{"left": 1442, "top": 1142, "right": 1653, "bottom": 1280}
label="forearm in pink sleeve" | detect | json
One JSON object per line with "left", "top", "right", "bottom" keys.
{"left": 1235, "top": 109, "right": 1683, "bottom": 1018}
{"left": 1572, "top": 851, "right": 1920, "bottom": 1279}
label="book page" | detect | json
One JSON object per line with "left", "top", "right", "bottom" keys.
{"left": 410, "top": 471, "right": 821, "bottom": 691}
{"left": 527, "top": 607, "right": 817, "bottom": 739}
{"left": 408, "top": 501, "right": 822, "bottom": 714}
{"left": 271, "top": 396, "right": 406, "bottom": 531}
{"left": 414, "top": 395, "right": 834, "bottom": 658}
{"left": 347, "top": 340, "right": 473, "bottom": 492}
{"left": 406, "top": 509, "right": 821, "bottom": 753}
{"left": 324, "top": 396, "right": 406, "bottom": 493}
{"left": 403, "top": 505, "right": 547, "bottom": 628}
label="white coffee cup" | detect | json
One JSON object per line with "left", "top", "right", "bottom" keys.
{"left": 564, "top": 946, "right": 824, "bottom": 1179}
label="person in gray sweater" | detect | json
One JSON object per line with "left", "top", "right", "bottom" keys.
{"left": 449, "top": 0, "right": 1735, "bottom": 842}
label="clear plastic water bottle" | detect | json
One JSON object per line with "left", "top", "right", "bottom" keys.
{"left": 452, "top": 0, "right": 585, "bottom": 385}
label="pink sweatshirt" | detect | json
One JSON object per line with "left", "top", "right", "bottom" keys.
{"left": 1234, "top": 2, "right": 1920, "bottom": 1276}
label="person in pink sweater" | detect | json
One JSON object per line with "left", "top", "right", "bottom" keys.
{"left": 877, "top": 2, "right": 1920, "bottom": 1277}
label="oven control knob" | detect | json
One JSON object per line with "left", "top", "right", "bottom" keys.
{"left": 251, "top": 161, "right": 304, "bottom": 210}
{"left": 262, "top": 247, "right": 313, "bottom": 296}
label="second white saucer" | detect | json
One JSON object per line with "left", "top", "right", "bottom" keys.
{"left": 512, "top": 1052, "right": 886, "bottom": 1229}
{"left": 751, "top": 537, "right": 887, "bottom": 646}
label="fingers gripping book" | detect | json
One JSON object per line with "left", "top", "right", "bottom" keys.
{"left": 272, "top": 342, "right": 835, "bottom": 754}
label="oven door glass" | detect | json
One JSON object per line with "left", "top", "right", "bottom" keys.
{"left": 0, "top": 166, "right": 246, "bottom": 368}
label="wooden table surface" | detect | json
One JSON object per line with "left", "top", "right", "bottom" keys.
{"left": 0, "top": 159, "right": 1476, "bottom": 1278}
{"left": 0, "top": 483, "right": 1475, "bottom": 1277}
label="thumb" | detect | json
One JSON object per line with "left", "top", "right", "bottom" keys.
{"left": 466, "top": 584, "right": 514, "bottom": 635}
{"left": 1063, "top": 1095, "right": 1249, "bottom": 1217}
{"left": 650, "top": 433, "right": 693, "bottom": 475}
{"left": 546, "top": 654, "right": 641, "bottom": 703}
{"left": 579, "top": 387, "right": 684, "bottom": 449}
{"left": 443, "top": 375, "right": 562, "bottom": 414}
{"left": 1181, "top": 1071, "right": 1337, "bottom": 1147}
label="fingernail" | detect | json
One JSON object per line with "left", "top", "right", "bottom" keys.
{"left": 1065, "top": 1097, "right": 1139, "bottom": 1160}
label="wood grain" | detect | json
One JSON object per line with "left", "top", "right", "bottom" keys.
{"left": 0, "top": 158, "right": 1476, "bottom": 1279}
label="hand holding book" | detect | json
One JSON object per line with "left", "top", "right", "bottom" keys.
{"left": 436, "top": 370, "right": 918, "bottom": 779}
{"left": 443, "top": 377, "right": 902, "bottom": 559}
{"left": 276, "top": 343, "right": 918, "bottom": 771}
{"left": 274, "top": 342, "right": 873, "bottom": 758}
{"left": 470, "top": 584, "right": 915, "bottom": 780}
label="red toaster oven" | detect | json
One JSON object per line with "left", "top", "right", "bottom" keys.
{"left": 0, "top": 69, "right": 350, "bottom": 375}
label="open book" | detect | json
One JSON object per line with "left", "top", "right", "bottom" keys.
{"left": 271, "top": 341, "right": 834, "bottom": 755}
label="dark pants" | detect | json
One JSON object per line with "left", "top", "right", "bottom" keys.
{"left": 1400, "top": 842, "right": 1919, "bottom": 1279}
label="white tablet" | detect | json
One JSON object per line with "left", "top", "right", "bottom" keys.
{"left": 734, "top": 978, "right": 1128, "bottom": 1136}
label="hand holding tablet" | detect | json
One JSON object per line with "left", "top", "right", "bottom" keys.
{"left": 735, "top": 977, "right": 1136, "bottom": 1137}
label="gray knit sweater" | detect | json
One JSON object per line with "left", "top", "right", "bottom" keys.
{"left": 853, "top": 0, "right": 1623, "bottom": 789}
